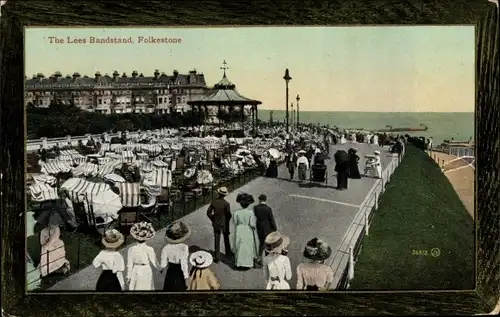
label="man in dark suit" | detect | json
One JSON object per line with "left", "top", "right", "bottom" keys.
{"left": 253, "top": 194, "right": 277, "bottom": 266}
{"left": 206, "top": 186, "right": 232, "bottom": 263}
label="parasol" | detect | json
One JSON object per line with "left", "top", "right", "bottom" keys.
{"left": 104, "top": 173, "right": 126, "bottom": 183}
{"left": 91, "top": 190, "right": 122, "bottom": 221}
{"left": 268, "top": 148, "right": 280, "bottom": 159}
{"left": 35, "top": 205, "right": 65, "bottom": 227}
{"left": 184, "top": 167, "right": 196, "bottom": 178}
{"left": 197, "top": 170, "right": 214, "bottom": 185}
{"left": 334, "top": 149, "right": 349, "bottom": 163}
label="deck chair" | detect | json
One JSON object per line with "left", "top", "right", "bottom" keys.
{"left": 117, "top": 207, "right": 140, "bottom": 242}
{"left": 138, "top": 196, "right": 158, "bottom": 223}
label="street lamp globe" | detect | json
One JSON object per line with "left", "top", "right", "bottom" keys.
{"left": 283, "top": 69, "right": 292, "bottom": 83}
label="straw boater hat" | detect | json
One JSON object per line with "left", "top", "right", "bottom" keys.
{"left": 298, "top": 150, "right": 306, "bottom": 155}
{"left": 189, "top": 250, "right": 213, "bottom": 269}
{"left": 264, "top": 231, "right": 290, "bottom": 254}
{"left": 303, "top": 237, "right": 332, "bottom": 261}
{"left": 165, "top": 221, "right": 191, "bottom": 244}
{"left": 374, "top": 150, "right": 381, "bottom": 155}
{"left": 217, "top": 187, "right": 229, "bottom": 196}
{"left": 102, "top": 229, "right": 125, "bottom": 249}
{"left": 130, "top": 221, "right": 156, "bottom": 242}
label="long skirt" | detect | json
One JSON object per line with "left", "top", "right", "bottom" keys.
{"left": 337, "top": 171, "right": 349, "bottom": 189}
{"left": 298, "top": 164, "right": 307, "bottom": 181}
{"left": 163, "top": 263, "right": 187, "bottom": 292}
{"left": 96, "top": 270, "right": 122, "bottom": 291}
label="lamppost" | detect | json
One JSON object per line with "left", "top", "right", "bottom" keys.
{"left": 296, "top": 94, "right": 300, "bottom": 129}
{"left": 290, "top": 102, "right": 294, "bottom": 130}
{"left": 283, "top": 69, "right": 292, "bottom": 133}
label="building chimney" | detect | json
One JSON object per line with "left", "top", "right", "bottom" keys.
{"left": 72, "top": 72, "right": 81, "bottom": 80}
{"left": 122, "top": 72, "right": 127, "bottom": 78}
{"left": 95, "top": 71, "right": 101, "bottom": 81}
{"left": 154, "top": 69, "right": 160, "bottom": 80}
{"left": 54, "top": 71, "right": 62, "bottom": 81}
{"left": 32, "top": 74, "right": 37, "bottom": 79}
{"left": 161, "top": 72, "right": 167, "bottom": 77}
{"left": 173, "top": 69, "right": 179, "bottom": 77}
{"left": 132, "top": 70, "right": 138, "bottom": 78}
{"left": 112, "top": 70, "right": 119, "bottom": 81}
{"left": 36, "top": 73, "right": 45, "bottom": 82}
{"left": 65, "top": 74, "right": 72, "bottom": 79}
{"left": 139, "top": 73, "right": 144, "bottom": 77}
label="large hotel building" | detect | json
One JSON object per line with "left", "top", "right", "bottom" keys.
{"left": 25, "top": 69, "right": 210, "bottom": 114}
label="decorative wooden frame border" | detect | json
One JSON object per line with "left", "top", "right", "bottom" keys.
{"left": 1, "top": 1, "right": 498, "bottom": 315}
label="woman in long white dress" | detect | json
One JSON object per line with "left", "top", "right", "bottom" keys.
{"left": 230, "top": 193, "right": 259, "bottom": 269}
{"left": 39, "top": 224, "right": 70, "bottom": 277}
{"left": 340, "top": 134, "right": 347, "bottom": 144}
{"left": 126, "top": 222, "right": 160, "bottom": 290}
{"left": 93, "top": 229, "right": 126, "bottom": 291}
{"left": 262, "top": 232, "right": 292, "bottom": 290}
{"left": 372, "top": 151, "right": 382, "bottom": 179}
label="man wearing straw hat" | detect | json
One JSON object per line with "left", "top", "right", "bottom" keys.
{"left": 206, "top": 187, "right": 233, "bottom": 263}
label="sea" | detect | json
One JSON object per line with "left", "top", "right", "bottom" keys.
{"left": 258, "top": 111, "right": 474, "bottom": 145}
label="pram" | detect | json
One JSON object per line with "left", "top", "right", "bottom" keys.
{"left": 309, "top": 164, "right": 328, "bottom": 186}
{"left": 364, "top": 154, "right": 377, "bottom": 176}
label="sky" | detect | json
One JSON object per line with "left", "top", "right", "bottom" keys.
{"left": 25, "top": 26, "right": 475, "bottom": 112}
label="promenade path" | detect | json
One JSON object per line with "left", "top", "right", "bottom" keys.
{"left": 49, "top": 143, "right": 394, "bottom": 291}
{"left": 429, "top": 151, "right": 474, "bottom": 218}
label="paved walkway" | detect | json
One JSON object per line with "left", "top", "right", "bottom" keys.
{"left": 49, "top": 143, "right": 393, "bottom": 291}
{"left": 429, "top": 151, "right": 474, "bottom": 218}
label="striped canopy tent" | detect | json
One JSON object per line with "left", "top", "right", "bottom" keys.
{"left": 187, "top": 61, "right": 262, "bottom": 137}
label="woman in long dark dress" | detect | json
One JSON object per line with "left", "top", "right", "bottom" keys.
{"left": 92, "top": 229, "right": 126, "bottom": 291}
{"left": 348, "top": 148, "right": 362, "bottom": 179}
{"left": 161, "top": 221, "right": 191, "bottom": 291}
{"left": 266, "top": 159, "right": 278, "bottom": 178}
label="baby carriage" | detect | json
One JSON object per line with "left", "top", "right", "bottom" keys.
{"left": 364, "top": 154, "right": 377, "bottom": 176}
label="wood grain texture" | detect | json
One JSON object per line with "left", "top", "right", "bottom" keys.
{"left": 1, "top": 0, "right": 498, "bottom": 316}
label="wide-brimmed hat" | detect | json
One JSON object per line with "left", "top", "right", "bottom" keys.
{"left": 189, "top": 250, "right": 213, "bottom": 269}
{"left": 217, "top": 187, "right": 229, "bottom": 196}
{"left": 165, "top": 221, "right": 191, "bottom": 244}
{"left": 102, "top": 229, "right": 125, "bottom": 249}
{"left": 298, "top": 150, "right": 306, "bottom": 154}
{"left": 264, "top": 231, "right": 290, "bottom": 254}
{"left": 130, "top": 221, "right": 156, "bottom": 242}
{"left": 374, "top": 150, "right": 381, "bottom": 155}
{"left": 236, "top": 192, "right": 255, "bottom": 206}
{"left": 303, "top": 237, "right": 332, "bottom": 261}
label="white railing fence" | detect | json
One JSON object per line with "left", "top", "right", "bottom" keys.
{"left": 339, "top": 148, "right": 404, "bottom": 289}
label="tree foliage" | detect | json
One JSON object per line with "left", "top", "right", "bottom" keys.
{"left": 26, "top": 102, "right": 248, "bottom": 139}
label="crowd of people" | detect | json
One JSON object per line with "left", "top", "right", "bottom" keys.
{"left": 92, "top": 187, "right": 336, "bottom": 291}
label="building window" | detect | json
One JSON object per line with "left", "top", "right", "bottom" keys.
{"left": 98, "top": 99, "right": 102, "bottom": 105}
{"left": 39, "top": 99, "right": 43, "bottom": 105}
{"left": 159, "top": 97, "right": 163, "bottom": 103}
{"left": 176, "top": 97, "right": 180, "bottom": 103}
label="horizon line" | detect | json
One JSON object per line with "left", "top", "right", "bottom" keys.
{"left": 258, "top": 109, "right": 475, "bottom": 113}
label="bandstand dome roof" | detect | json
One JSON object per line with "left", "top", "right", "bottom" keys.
{"left": 188, "top": 73, "right": 262, "bottom": 106}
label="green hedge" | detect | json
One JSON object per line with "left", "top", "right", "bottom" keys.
{"left": 26, "top": 102, "right": 248, "bottom": 139}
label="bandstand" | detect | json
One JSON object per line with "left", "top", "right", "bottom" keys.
{"left": 187, "top": 61, "right": 262, "bottom": 137}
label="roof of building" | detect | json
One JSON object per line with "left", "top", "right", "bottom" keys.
{"left": 188, "top": 74, "right": 261, "bottom": 106}
{"left": 25, "top": 70, "right": 206, "bottom": 89}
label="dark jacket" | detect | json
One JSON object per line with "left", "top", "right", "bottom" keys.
{"left": 253, "top": 203, "right": 277, "bottom": 242}
{"left": 206, "top": 198, "right": 231, "bottom": 231}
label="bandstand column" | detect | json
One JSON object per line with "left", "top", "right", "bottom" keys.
{"left": 255, "top": 105, "right": 259, "bottom": 135}
{"left": 218, "top": 104, "right": 221, "bottom": 131}
{"left": 241, "top": 105, "right": 245, "bottom": 133}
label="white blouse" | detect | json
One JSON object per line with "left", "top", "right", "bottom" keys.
{"left": 93, "top": 250, "right": 126, "bottom": 288}
{"left": 263, "top": 254, "right": 292, "bottom": 283}
{"left": 160, "top": 243, "right": 189, "bottom": 279}
{"left": 296, "top": 156, "right": 309, "bottom": 169}
{"left": 126, "top": 243, "right": 159, "bottom": 278}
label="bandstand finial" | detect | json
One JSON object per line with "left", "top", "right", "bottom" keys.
{"left": 220, "top": 60, "right": 229, "bottom": 77}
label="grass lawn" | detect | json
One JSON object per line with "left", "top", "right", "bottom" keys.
{"left": 26, "top": 168, "right": 261, "bottom": 290}
{"left": 349, "top": 144, "right": 475, "bottom": 290}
